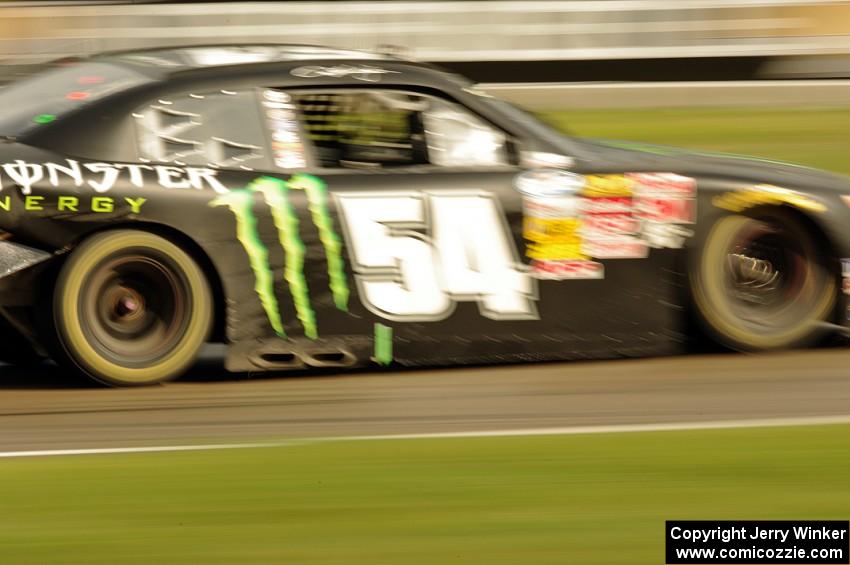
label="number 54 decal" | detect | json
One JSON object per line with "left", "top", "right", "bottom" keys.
{"left": 334, "top": 190, "right": 539, "bottom": 321}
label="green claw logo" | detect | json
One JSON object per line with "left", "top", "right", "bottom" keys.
{"left": 210, "top": 174, "right": 349, "bottom": 339}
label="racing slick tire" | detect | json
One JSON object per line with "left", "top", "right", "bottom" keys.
{"left": 690, "top": 210, "right": 836, "bottom": 351}
{"left": 53, "top": 230, "right": 212, "bottom": 386}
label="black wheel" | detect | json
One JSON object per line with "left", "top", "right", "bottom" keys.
{"left": 53, "top": 230, "right": 212, "bottom": 386}
{"left": 690, "top": 210, "right": 836, "bottom": 351}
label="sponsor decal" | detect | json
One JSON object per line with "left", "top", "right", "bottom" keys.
{"left": 210, "top": 175, "right": 348, "bottom": 339}
{"left": 630, "top": 172, "right": 695, "bottom": 198}
{"left": 0, "top": 159, "right": 228, "bottom": 195}
{"left": 518, "top": 171, "right": 696, "bottom": 277}
{"left": 262, "top": 89, "right": 307, "bottom": 170}
{"left": 713, "top": 184, "right": 826, "bottom": 214}
{"left": 580, "top": 213, "right": 638, "bottom": 234}
{"left": 630, "top": 172, "right": 696, "bottom": 225}
{"left": 0, "top": 195, "right": 147, "bottom": 214}
{"left": 290, "top": 65, "right": 400, "bottom": 82}
{"left": 0, "top": 159, "right": 229, "bottom": 214}
{"left": 635, "top": 198, "right": 694, "bottom": 224}
{"left": 530, "top": 259, "right": 603, "bottom": 280}
{"left": 583, "top": 238, "right": 648, "bottom": 259}
{"left": 516, "top": 169, "right": 592, "bottom": 278}
{"left": 581, "top": 174, "right": 634, "bottom": 198}
{"left": 515, "top": 169, "right": 585, "bottom": 199}
{"left": 629, "top": 172, "right": 696, "bottom": 251}
{"left": 579, "top": 175, "right": 647, "bottom": 260}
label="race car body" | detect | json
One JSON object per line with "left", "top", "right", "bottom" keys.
{"left": 0, "top": 44, "right": 846, "bottom": 385}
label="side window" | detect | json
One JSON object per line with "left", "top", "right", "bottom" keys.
{"left": 289, "top": 90, "right": 509, "bottom": 170}
{"left": 134, "top": 90, "right": 271, "bottom": 170}
{"left": 421, "top": 97, "right": 508, "bottom": 167}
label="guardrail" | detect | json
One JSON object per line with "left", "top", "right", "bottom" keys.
{"left": 0, "top": 1, "right": 849, "bottom": 66}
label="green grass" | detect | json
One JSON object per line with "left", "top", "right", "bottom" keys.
{"left": 1, "top": 425, "right": 849, "bottom": 564}
{"left": 538, "top": 107, "right": 850, "bottom": 175}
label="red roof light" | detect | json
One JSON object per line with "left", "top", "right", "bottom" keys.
{"left": 65, "top": 91, "right": 90, "bottom": 101}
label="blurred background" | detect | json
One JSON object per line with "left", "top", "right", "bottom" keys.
{"left": 3, "top": 0, "right": 850, "bottom": 84}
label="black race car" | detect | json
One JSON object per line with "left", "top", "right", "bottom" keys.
{"left": 0, "top": 44, "right": 845, "bottom": 385}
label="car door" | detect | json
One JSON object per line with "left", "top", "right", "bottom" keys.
{"left": 125, "top": 83, "right": 683, "bottom": 367}
{"left": 127, "top": 87, "right": 299, "bottom": 347}
{"left": 255, "top": 87, "right": 526, "bottom": 363}
{"left": 274, "top": 86, "right": 684, "bottom": 365}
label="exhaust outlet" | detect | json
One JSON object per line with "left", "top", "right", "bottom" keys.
{"left": 302, "top": 349, "right": 357, "bottom": 368}
{"left": 251, "top": 351, "right": 306, "bottom": 370}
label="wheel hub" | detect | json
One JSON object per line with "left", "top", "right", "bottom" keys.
{"left": 112, "top": 287, "right": 145, "bottom": 319}
{"left": 728, "top": 252, "right": 781, "bottom": 304}
{"left": 722, "top": 217, "right": 811, "bottom": 322}
{"left": 83, "top": 253, "right": 189, "bottom": 364}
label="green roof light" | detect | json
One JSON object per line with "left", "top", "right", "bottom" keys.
{"left": 33, "top": 114, "right": 56, "bottom": 125}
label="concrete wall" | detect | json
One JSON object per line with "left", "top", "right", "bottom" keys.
{"left": 0, "top": 1, "right": 848, "bottom": 66}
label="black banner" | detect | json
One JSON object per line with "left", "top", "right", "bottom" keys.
{"left": 666, "top": 521, "right": 849, "bottom": 564}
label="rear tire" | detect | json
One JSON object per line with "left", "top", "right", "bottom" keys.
{"left": 690, "top": 210, "right": 836, "bottom": 351}
{"left": 53, "top": 230, "right": 212, "bottom": 386}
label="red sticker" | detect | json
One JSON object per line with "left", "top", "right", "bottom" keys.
{"left": 532, "top": 260, "right": 604, "bottom": 280}
{"left": 635, "top": 197, "right": 694, "bottom": 223}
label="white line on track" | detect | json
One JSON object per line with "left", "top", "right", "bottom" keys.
{"left": 3, "top": 414, "right": 850, "bottom": 458}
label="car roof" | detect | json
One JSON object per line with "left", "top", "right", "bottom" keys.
{"left": 91, "top": 44, "right": 399, "bottom": 73}
{"left": 18, "top": 44, "right": 485, "bottom": 159}
{"left": 81, "top": 43, "right": 470, "bottom": 94}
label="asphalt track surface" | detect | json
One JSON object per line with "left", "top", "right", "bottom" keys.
{"left": 2, "top": 346, "right": 850, "bottom": 451}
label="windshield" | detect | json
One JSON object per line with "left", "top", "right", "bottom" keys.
{"left": 474, "top": 93, "right": 591, "bottom": 160}
{"left": 0, "top": 60, "right": 151, "bottom": 137}
{"left": 482, "top": 95, "right": 573, "bottom": 138}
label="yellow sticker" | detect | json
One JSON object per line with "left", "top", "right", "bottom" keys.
{"left": 582, "top": 175, "right": 634, "bottom": 198}
{"left": 523, "top": 217, "right": 581, "bottom": 243}
{"left": 527, "top": 242, "right": 588, "bottom": 261}
{"left": 713, "top": 185, "right": 826, "bottom": 213}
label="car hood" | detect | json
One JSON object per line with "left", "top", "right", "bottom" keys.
{"left": 576, "top": 138, "right": 850, "bottom": 194}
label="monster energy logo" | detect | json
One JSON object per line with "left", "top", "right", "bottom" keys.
{"left": 210, "top": 175, "right": 348, "bottom": 339}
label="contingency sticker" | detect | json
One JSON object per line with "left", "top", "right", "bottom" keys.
{"left": 579, "top": 175, "right": 647, "bottom": 260}
{"left": 518, "top": 171, "right": 697, "bottom": 280}
{"left": 630, "top": 172, "right": 695, "bottom": 223}
{"left": 629, "top": 172, "right": 696, "bottom": 249}
{"left": 516, "top": 169, "right": 603, "bottom": 280}
{"left": 262, "top": 89, "right": 307, "bottom": 170}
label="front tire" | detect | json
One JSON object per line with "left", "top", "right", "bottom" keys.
{"left": 53, "top": 230, "right": 212, "bottom": 386}
{"left": 690, "top": 210, "right": 836, "bottom": 351}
